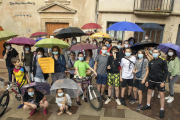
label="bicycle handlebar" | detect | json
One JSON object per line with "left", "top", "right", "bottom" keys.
{"left": 75, "top": 74, "right": 95, "bottom": 79}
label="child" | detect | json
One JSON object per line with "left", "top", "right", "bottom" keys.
{"left": 131, "top": 50, "right": 149, "bottom": 110}
{"left": 67, "top": 52, "right": 76, "bottom": 79}
{"left": 56, "top": 89, "right": 72, "bottom": 116}
{"left": 74, "top": 52, "right": 97, "bottom": 106}
{"left": 99, "top": 39, "right": 112, "bottom": 55}
{"left": 94, "top": 45, "right": 109, "bottom": 100}
{"left": 120, "top": 47, "right": 136, "bottom": 106}
{"left": 105, "top": 46, "right": 121, "bottom": 105}
{"left": 11, "top": 57, "right": 30, "bottom": 109}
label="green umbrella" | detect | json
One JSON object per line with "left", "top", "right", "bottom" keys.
{"left": 34, "top": 38, "right": 70, "bottom": 48}
{"left": 0, "top": 31, "right": 18, "bottom": 41}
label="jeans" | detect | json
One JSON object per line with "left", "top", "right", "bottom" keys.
{"left": 168, "top": 72, "right": 180, "bottom": 96}
{"left": 7, "top": 65, "right": 14, "bottom": 82}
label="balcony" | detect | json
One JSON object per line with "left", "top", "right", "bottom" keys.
{"left": 134, "top": 0, "right": 174, "bottom": 15}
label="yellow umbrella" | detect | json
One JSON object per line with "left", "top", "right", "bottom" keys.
{"left": 90, "top": 33, "right": 110, "bottom": 38}
{"left": 0, "top": 31, "right": 18, "bottom": 41}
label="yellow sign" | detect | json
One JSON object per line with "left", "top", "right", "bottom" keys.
{"left": 38, "top": 57, "right": 54, "bottom": 73}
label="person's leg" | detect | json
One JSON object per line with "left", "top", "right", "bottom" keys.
{"left": 76, "top": 82, "right": 82, "bottom": 105}
{"left": 108, "top": 85, "right": 112, "bottom": 97}
{"left": 40, "top": 100, "right": 49, "bottom": 109}
{"left": 133, "top": 87, "right": 138, "bottom": 99}
{"left": 7, "top": 66, "right": 12, "bottom": 82}
{"left": 127, "top": 79, "right": 133, "bottom": 96}
{"left": 51, "top": 73, "right": 57, "bottom": 84}
{"left": 58, "top": 72, "right": 65, "bottom": 79}
{"left": 101, "top": 74, "right": 107, "bottom": 95}
{"left": 147, "top": 89, "right": 153, "bottom": 105}
{"left": 169, "top": 75, "right": 180, "bottom": 97}
{"left": 83, "top": 83, "right": 88, "bottom": 102}
{"left": 23, "top": 105, "right": 35, "bottom": 110}
{"left": 159, "top": 92, "right": 165, "bottom": 109}
{"left": 96, "top": 74, "right": 102, "bottom": 93}
{"left": 97, "top": 84, "right": 101, "bottom": 93}
{"left": 65, "top": 105, "right": 72, "bottom": 115}
{"left": 115, "top": 87, "right": 119, "bottom": 98}
{"left": 58, "top": 107, "right": 64, "bottom": 116}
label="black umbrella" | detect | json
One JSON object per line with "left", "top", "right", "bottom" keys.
{"left": 131, "top": 41, "right": 159, "bottom": 51}
{"left": 54, "top": 27, "right": 86, "bottom": 39}
{"left": 140, "top": 23, "right": 163, "bottom": 31}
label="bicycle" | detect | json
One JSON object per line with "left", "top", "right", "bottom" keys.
{"left": 74, "top": 74, "right": 103, "bottom": 111}
{"left": 0, "top": 78, "right": 21, "bottom": 117}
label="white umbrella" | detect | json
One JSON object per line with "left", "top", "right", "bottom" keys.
{"left": 53, "top": 28, "right": 63, "bottom": 34}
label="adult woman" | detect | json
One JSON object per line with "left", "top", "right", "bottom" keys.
{"left": 30, "top": 48, "right": 49, "bottom": 82}
{"left": 128, "top": 37, "right": 135, "bottom": 46}
{"left": 23, "top": 86, "right": 49, "bottom": 116}
{"left": 62, "top": 38, "right": 70, "bottom": 63}
{"left": 85, "top": 49, "right": 94, "bottom": 76}
{"left": 165, "top": 48, "right": 180, "bottom": 103}
{"left": 2, "top": 43, "right": 19, "bottom": 82}
{"left": 21, "top": 44, "right": 33, "bottom": 80}
{"left": 92, "top": 39, "right": 98, "bottom": 60}
{"left": 51, "top": 46, "right": 66, "bottom": 84}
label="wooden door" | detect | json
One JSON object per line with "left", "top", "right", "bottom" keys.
{"left": 0, "top": 26, "right": 5, "bottom": 59}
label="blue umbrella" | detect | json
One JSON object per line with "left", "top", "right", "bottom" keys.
{"left": 35, "top": 38, "right": 44, "bottom": 42}
{"left": 107, "top": 21, "right": 144, "bottom": 32}
{"left": 158, "top": 43, "right": 180, "bottom": 59}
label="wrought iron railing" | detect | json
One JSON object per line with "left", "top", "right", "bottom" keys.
{"left": 134, "top": 0, "right": 174, "bottom": 12}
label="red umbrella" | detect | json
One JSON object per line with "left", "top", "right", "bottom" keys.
{"left": 81, "top": 23, "right": 102, "bottom": 29}
{"left": 69, "top": 43, "right": 98, "bottom": 51}
{"left": 30, "top": 32, "right": 48, "bottom": 38}
{"left": 7, "top": 37, "right": 36, "bottom": 46}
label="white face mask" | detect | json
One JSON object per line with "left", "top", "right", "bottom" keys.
{"left": 145, "top": 37, "right": 148, "bottom": 40}
{"left": 58, "top": 93, "right": 64, "bottom": 97}
{"left": 37, "top": 55, "right": 43, "bottom": 58}
{"left": 168, "top": 52, "right": 174, "bottom": 56}
{"left": 6, "top": 46, "right": 11, "bottom": 50}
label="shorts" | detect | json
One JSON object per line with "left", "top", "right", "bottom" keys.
{"left": 107, "top": 73, "right": 120, "bottom": 87}
{"left": 133, "top": 79, "right": 145, "bottom": 91}
{"left": 148, "top": 81, "right": 165, "bottom": 92}
{"left": 96, "top": 74, "right": 107, "bottom": 85}
{"left": 76, "top": 77, "right": 88, "bottom": 84}
{"left": 121, "top": 79, "right": 133, "bottom": 87}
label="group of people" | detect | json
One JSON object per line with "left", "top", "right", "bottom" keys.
{"left": 2, "top": 35, "right": 180, "bottom": 118}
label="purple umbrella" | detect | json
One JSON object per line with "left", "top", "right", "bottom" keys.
{"left": 158, "top": 43, "right": 180, "bottom": 58}
{"left": 7, "top": 37, "right": 36, "bottom": 46}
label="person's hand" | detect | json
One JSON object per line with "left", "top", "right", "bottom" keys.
{"left": 6, "top": 49, "right": 9, "bottom": 53}
{"left": 113, "top": 52, "right": 116, "bottom": 59}
{"left": 160, "top": 82, "right": 165, "bottom": 88}
{"left": 94, "top": 72, "right": 97, "bottom": 77}
{"left": 170, "top": 76, "right": 173, "bottom": 80}
{"left": 64, "top": 97, "right": 68, "bottom": 101}
{"left": 54, "top": 55, "right": 58, "bottom": 60}
{"left": 141, "top": 80, "right": 146, "bottom": 84}
{"left": 79, "top": 76, "right": 82, "bottom": 79}
{"left": 31, "top": 104, "right": 37, "bottom": 109}
{"left": 145, "top": 82, "right": 149, "bottom": 87}
{"left": 39, "top": 100, "right": 43, "bottom": 104}
{"left": 107, "top": 65, "right": 111, "bottom": 69}
{"left": 132, "top": 69, "right": 137, "bottom": 74}
{"left": 120, "top": 78, "right": 123, "bottom": 82}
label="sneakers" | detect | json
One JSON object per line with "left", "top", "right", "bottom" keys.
{"left": 167, "top": 97, "right": 174, "bottom": 103}
{"left": 101, "top": 95, "right": 106, "bottom": 101}
{"left": 136, "top": 104, "right": 143, "bottom": 110}
{"left": 76, "top": 101, "right": 82, "bottom": 106}
{"left": 105, "top": 98, "right": 111, "bottom": 104}
{"left": 84, "top": 98, "right": 88, "bottom": 102}
{"left": 43, "top": 109, "right": 48, "bottom": 115}
{"left": 127, "top": 95, "right": 133, "bottom": 100}
{"left": 165, "top": 95, "right": 171, "bottom": 100}
{"left": 130, "top": 99, "right": 139, "bottom": 104}
{"left": 141, "top": 105, "right": 151, "bottom": 110}
{"left": 159, "top": 110, "right": 164, "bottom": 118}
{"left": 30, "top": 109, "right": 36, "bottom": 116}
{"left": 17, "top": 104, "right": 24, "bottom": 109}
{"left": 120, "top": 98, "right": 126, "bottom": 106}
{"left": 115, "top": 99, "right": 121, "bottom": 105}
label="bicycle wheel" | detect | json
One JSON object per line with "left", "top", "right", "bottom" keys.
{"left": 87, "top": 87, "right": 103, "bottom": 111}
{"left": 0, "top": 94, "right": 10, "bottom": 117}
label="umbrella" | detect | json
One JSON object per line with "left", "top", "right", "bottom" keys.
{"left": 81, "top": 23, "right": 102, "bottom": 29}
{"left": 140, "top": 23, "right": 163, "bottom": 31}
{"left": 30, "top": 32, "right": 48, "bottom": 38}
{"left": 53, "top": 28, "right": 63, "bottom": 34}
{"left": 90, "top": 33, "right": 110, "bottom": 38}
{"left": 107, "top": 21, "right": 144, "bottom": 32}
{"left": 131, "top": 41, "right": 159, "bottom": 51}
{"left": 50, "top": 79, "right": 83, "bottom": 98}
{"left": 21, "top": 82, "right": 51, "bottom": 95}
{"left": 7, "top": 37, "right": 36, "bottom": 46}
{"left": 34, "top": 38, "right": 70, "bottom": 48}
{"left": 54, "top": 27, "right": 86, "bottom": 39}
{"left": 0, "top": 31, "right": 18, "bottom": 41}
{"left": 69, "top": 43, "right": 98, "bottom": 51}
{"left": 35, "top": 38, "right": 44, "bottom": 42}
{"left": 158, "top": 43, "right": 180, "bottom": 58}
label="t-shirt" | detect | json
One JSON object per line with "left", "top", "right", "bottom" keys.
{"left": 21, "top": 52, "right": 33, "bottom": 66}
{"left": 35, "top": 56, "right": 44, "bottom": 78}
{"left": 12, "top": 67, "right": 28, "bottom": 88}
{"left": 23, "top": 91, "right": 44, "bottom": 103}
{"left": 67, "top": 59, "right": 76, "bottom": 75}
{"left": 2, "top": 48, "right": 19, "bottom": 67}
{"left": 120, "top": 56, "right": 136, "bottom": 79}
{"left": 74, "top": 60, "right": 90, "bottom": 77}
{"left": 95, "top": 54, "right": 109, "bottom": 75}
{"left": 56, "top": 94, "right": 72, "bottom": 107}
{"left": 135, "top": 59, "right": 149, "bottom": 80}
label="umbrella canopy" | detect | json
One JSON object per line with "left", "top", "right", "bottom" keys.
{"left": 140, "top": 23, "right": 163, "bottom": 31}
{"left": 131, "top": 41, "right": 159, "bottom": 51}
{"left": 50, "top": 79, "right": 83, "bottom": 98}
{"left": 107, "top": 21, "right": 144, "bottom": 32}
{"left": 7, "top": 37, "right": 36, "bottom": 46}
{"left": 69, "top": 43, "right": 98, "bottom": 51}
{"left": 34, "top": 38, "right": 70, "bottom": 48}
{"left": 0, "top": 31, "right": 18, "bottom": 41}
{"left": 90, "top": 33, "right": 110, "bottom": 38}
{"left": 30, "top": 32, "right": 48, "bottom": 38}
{"left": 35, "top": 38, "right": 44, "bottom": 42}
{"left": 54, "top": 27, "right": 86, "bottom": 39}
{"left": 53, "top": 28, "right": 63, "bottom": 34}
{"left": 158, "top": 43, "right": 180, "bottom": 58}
{"left": 81, "top": 23, "right": 102, "bottom": 29}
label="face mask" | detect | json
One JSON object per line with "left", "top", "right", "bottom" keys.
{"left": 129, "top": 41, "right": 133, "bottom": 45}
{"left": 79, "top": 57, "right": 84, "bottom": 61}
{"left": 102, "top": 50, "right": 107, "bottom": 54}
{"left": 25, "top": 48, "right": 29, "bottom": 51}
{"left": 93, "top": 43, "right": 96, "bottom": 45}
{"left": 105, "top": 44, "right": 110, "bottom": 48}
{"left": 149, "top": 50, "right": 152, "bottom": 54}
{"left": 37, "top": 55, "right": 43, "bottom": 58}
{"left": 52, "top": 52, "right": 58, "bottom": 55}
{"left": 153, "top": 53, "right": 159, "bottom": 58}
{"left": 117, "top": 45, "right": 121, "bottom": 49}
{"left": 58, "top": 93, "right": 64, "bottom": 97}
{"left": 138, "top": 54, "right": 144, "bottom": 59}
{"left": 28, "top": 92, "right": 34, "bottom": 96}
{"left": 6, "top": 46, "right": 11, "bottom": 50}
{"left": 73, "top": 41, "right": 76, "bottom": 44}
{"left": 168, "top": 52, "right": 173, "bottom": 56}
{"left": 145, "top": 37, "right": 148, "bottom": 40}
{"left": 86, "top": 41, "right": 89, "bottom": 43}
{"left": 125, "top": 45, "right": 129, "bottom": 48}
{"left": 125, "top": 53, "right": 131, "bottom": 57}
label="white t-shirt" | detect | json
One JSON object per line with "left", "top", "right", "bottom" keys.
{"left": 120, "top": 56, "right": 136, "bottom": 79}
{"left": 56, "top": 94, "right": 72, "bottom": 107}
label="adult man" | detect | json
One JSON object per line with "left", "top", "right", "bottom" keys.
{"left": 141, "top": 48, "right": 168, "bottom": 118}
